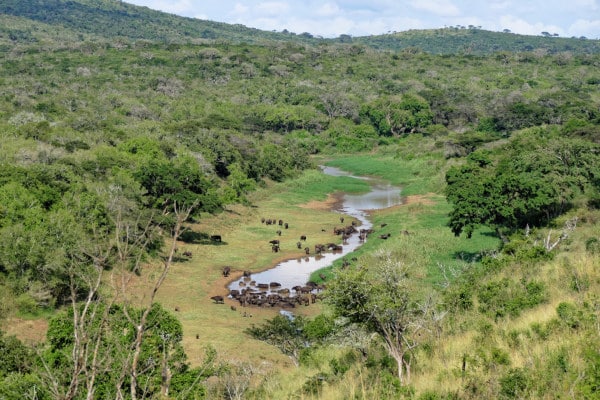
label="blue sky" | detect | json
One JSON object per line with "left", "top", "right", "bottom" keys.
{"left": 125, "top": 0, "right": 600, "bottom": 39}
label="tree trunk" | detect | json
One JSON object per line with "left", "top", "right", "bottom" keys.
{"left": 392, "top": 353, "right": 404, "bottom": 385}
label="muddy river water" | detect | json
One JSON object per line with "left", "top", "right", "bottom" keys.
{"left": 227, "top": 166, "right": 403, "bottom": 296}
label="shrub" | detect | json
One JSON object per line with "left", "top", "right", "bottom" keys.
{"left": 499, "top": 368, "right": 529, "bottom": 399}
{"left": 478, "top": 279, "right": 547, "bottom": 319}
{"left": 491, "top": 347, "right": 511, "bottom": 366}
{"left": 585, "top": 237, "right": 600, "bottom": 254}
{"left": 301, "top": 373, "right": 329, "bottom": 396}
{"left": 556, "top": 302, "right": 582, "bottom": 329}
{"left": 330, "top": 350, "right": 357, "bottom": 376}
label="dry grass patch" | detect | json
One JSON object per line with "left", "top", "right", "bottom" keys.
{"left": 2, "top": 317, "right": 48, "bottom": 345}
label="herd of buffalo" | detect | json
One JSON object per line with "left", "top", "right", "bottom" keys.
{"left": 207, "top": 215, "right": 400, "bottom": 310}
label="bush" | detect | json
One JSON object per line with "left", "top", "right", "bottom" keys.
{"left": 301, "top": 373, "right": 329, "bottom": 396}
{"left": 478, "top": 279, "right": 546, "bottom": 319}
{"left": 304, "top": 314, "right": 335, "bottom": 340}
{"left": 499, "top": 368, "right": 529, "bottom": 399}
{"left": 585, "top": 237, "right": 600, "bottom": 254}
{"left": 490, "top": 347, "right": 511, "bottom": 366}
{"left": 329, "top": 350, "right": 357, "bottom": 376}
{"left": 556, "top": 302, "right": 583, "bottom": 329}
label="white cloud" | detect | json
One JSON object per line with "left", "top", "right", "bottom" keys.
{"left": 569, "top": 0, "right": 598, "bottom": 9}
{"left": 256, "top": 1, "right": 291, "bottom": 17}
{"left": 317, "top": 2, "right": 342, "bottom": 17}
{"left": 499, "top": 15, "right": 563, "bottom": 36}
{"left": 410, "top": 0, "right": 461, "bottom": 17}
{"left": 489, "top": 1, "right": 512, "bottom": 11}
{"left": 126, "top": 0, "right": 600, "bottom": 39}
{"left": 231, "top": 3, "right": 250, "bottom": 15}
{"left": 568, "top": 18, "right": 600, "bottom": 38}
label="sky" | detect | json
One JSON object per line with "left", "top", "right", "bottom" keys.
{"left": 125, "top": 0, "right": 600, "bottom": 39}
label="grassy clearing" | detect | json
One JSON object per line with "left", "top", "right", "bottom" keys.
{"left": 322, "top": 146, "right": 447, "bottom": 195}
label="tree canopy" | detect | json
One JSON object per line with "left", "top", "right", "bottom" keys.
{"left": 445, "top": 134, "right": 600, "bottom": 239}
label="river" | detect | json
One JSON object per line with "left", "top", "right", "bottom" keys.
{"left": 227, "top": 166, "right": 403, "bottom": 297}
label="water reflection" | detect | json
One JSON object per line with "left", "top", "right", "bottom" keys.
{"left": 227, "top": 166, "right": 403, "bottom": 296}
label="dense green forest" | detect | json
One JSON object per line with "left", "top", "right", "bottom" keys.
{"left": 0, "top": 1, "right": 599, "bottom": 399}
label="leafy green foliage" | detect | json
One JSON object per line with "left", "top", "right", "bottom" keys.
{"left": 477, "top": 278, "right": 547, "bottom": 319}
{"left": 0, "top": 331, "right": 33, "bottom": 378}
{"left": 326, "top": 251, "right": 437, "bottom": 384}
{"left": 446, "top": 137, "right": 600, "bottom": 238}
{"left": 499, "top": 368, "right": 530, "bottom": 399}
{"left": 361, "top": 94, "right": 433, "bottom": 136}
{"left": 44, "top": 302, "right": 193, "bottom": 399}
{"left": 245, "top": 315, "right": 308, "bottom": 365}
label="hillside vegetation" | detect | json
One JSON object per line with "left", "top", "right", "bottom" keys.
{"left": 1, "top": 0, "right": 599, "bottom": 54}
{"left": 0, "top": 1, "right": 599, "bottom": 399}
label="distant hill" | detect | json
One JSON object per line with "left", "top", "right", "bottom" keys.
{"left": 1, "top": 0, "right": 599, "bottom": 54}
{"left": 0, "top": 0, "right": 300, "bottom": 44}
{"left": 351, "top": 27, "right": 600, "bottom": 55}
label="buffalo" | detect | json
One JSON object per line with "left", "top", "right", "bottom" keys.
{"left": 210, "top": 295, "right": 224, "bottom": 304}
{"left": 222, "top": 266, "right": 231, "bottom": 277}
{"left": 210, "top": 235, "right": 222, "bottom": 242}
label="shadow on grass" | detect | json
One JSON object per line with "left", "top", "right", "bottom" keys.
{"left": 452, "top": 250, "right": 484, "bottom": 263}
{"left": 179, "top": 230, "right": 228, "bottom": 246}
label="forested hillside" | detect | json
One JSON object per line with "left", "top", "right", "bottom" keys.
{"left": 0, "top": 1, "right": 599, "bottom": 399}
{"left": 2, "top": 0, "right": 599, "bottom": 54}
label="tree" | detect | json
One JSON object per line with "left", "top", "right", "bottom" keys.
{"left": 35, "top": 178, "right": 200, "bottom": 399}
{"left": 245, "top": 315, "right": 307, "bottom": 367}
{"left": 445, "top": 138, "right": 600, "bottom": 240}
{"left": 326, "top": 250, "right": 439, "bottom": 385}
{"left": 361, "top": 94, "right": 433, "bottom": 136}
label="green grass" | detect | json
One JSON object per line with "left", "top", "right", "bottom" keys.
{"left": 309, "top": 153, "right": 500, "bottom": 286}
{"left": 276, "top": 169, "right": 371, "bottom": 204}
{"left": 323, "top": 149, "right": 446, "bottom": 196}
